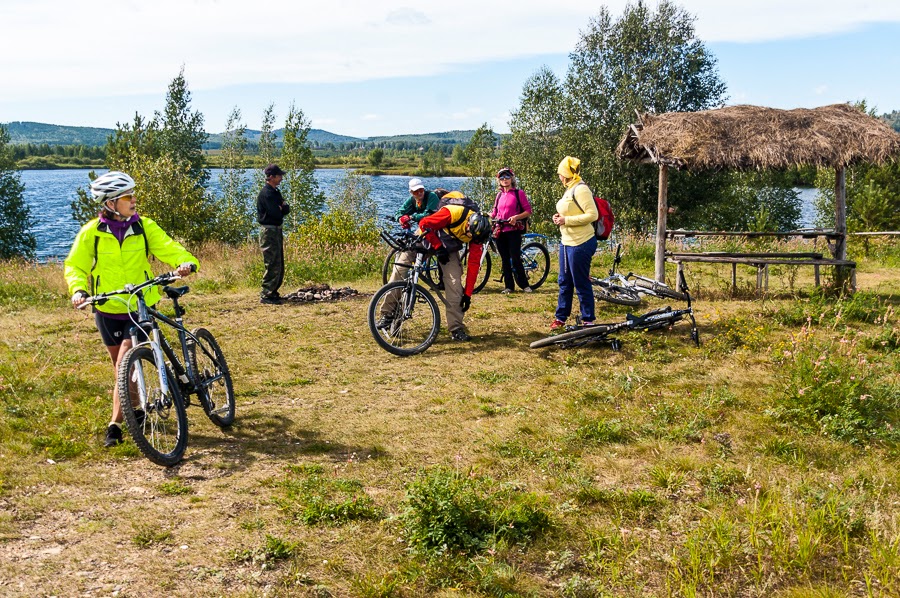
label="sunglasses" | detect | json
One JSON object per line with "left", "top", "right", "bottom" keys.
{"left": 498, "top": 175, "right": 512, "bottom": 180}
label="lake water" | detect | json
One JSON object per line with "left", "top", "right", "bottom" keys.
{"left": 20, "top": 169, "right": 467, "bottom": 260}
{"left": 19, "top": 169, "right": 821, "bottom": 259}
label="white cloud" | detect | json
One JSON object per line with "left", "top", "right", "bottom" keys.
{"left": 1, "top": 0, "right": 899, "bottom": 105}
{"left": 361, "top": 114, "right": 382, "bottom": 121}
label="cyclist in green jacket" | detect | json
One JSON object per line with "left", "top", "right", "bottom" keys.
{"left": 64, "top": 171, "right": 199, "bottom": 448}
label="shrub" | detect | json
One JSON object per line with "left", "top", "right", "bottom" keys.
{"left": 768, "top": 337, "right": 900, "bottom": 445}
{"left": 274, "top": 465, "right": 382, "bottom": 525}
{"left": 400, "top": 466, "right": 552, "bottom": 557}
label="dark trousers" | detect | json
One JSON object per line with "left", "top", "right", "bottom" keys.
{"left": 495, "top": 230, "right": 530, "bottom": 290}
{"left": 555, "top": 237, "right": 597, "bottom": 323}
{"left": 260, "top": 225, "right": 285, "bottom": 298}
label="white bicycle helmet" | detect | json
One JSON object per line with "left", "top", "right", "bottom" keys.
{"left": 90, "top": 171, "right": 135, "bottom": 203}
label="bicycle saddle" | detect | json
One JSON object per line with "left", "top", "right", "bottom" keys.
{"left": 163, "top": 285, "right": 190, "bottom": 299}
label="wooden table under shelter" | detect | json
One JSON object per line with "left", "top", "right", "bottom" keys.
{"left": 616, "top": 104, "right": 900, "bottom": 295}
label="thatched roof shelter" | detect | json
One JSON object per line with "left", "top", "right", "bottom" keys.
{"left": 615, "top": 103, "right": 900, "bottom": 283}
{"left": 617, "top": 103, "right": 900, "bottom": 171}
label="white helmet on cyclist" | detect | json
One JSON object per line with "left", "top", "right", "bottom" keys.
{"left": 90, "top": 171, "right": 135, "bottom": 203}
{"left": 467, "top": 212, "right": 491, "bottom": 244}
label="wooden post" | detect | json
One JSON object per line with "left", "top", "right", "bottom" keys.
{"left": 731, "top": 263, "right": 737, "bottom": 297}
{"left": 834, "top": 167, "right": 847, "bottom": 260}
{"left": 834, "top": 167, "right": 849, "bottom": 289}
{"left": 655, "top": 164, "right": 668, "bottom": 283}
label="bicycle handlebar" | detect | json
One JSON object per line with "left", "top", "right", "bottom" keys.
{"left": 77, "top": 272, "right": 182, "bottom": 309}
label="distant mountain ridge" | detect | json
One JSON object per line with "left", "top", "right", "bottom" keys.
{"left": 2, "top": 121, "right": 477, "bottom": 148}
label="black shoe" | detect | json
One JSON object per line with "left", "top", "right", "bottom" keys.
{"left": 104, "top": 423, "right": 123, "bottom": 447}
{"left": 375, "top": 316, "right": 394, "bottom": 330}
{"left": 450, "top": 329, "right": 471, "bottom": 342}
{"left": 260, "top": 295, "right": 282, "bottom": 305}
{"left": 133, "top": 409, "right": 146, "bottom": 429}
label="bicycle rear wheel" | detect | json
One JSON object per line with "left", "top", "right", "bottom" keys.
{"left": 633, "top": 278, "right": 688, "bottom": 302}
{"left": 189, "top": 328, "right": 236, "bottom": 427}
{"left": 522, "top": 242, "right": 550, "bottom": 289}
{"left": 117, "top": 346, "right": 188, "bottom": 467}
{"left": 530, "top": 324, "right": 615, "bottom": 349}
{"left": 368, "top": 281, "right": 440, "bottom": 356}
{"left": 593, "top": 280, "right": 641, "bottom": 306}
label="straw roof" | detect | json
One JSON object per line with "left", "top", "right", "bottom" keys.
{"left": 617, "top": 103, "right": 900, "bottom": 171}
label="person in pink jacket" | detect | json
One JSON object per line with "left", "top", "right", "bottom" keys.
{"left": 489, "top": 167, "right": 534, "bottom": 294}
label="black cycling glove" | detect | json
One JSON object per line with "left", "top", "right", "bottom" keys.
{"left": 460, "top": 294, "right": 471, "bottom": 312}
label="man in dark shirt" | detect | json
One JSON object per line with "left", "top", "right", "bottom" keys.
{"left": 257, "top": 164, "right": 290, "bottom": 304}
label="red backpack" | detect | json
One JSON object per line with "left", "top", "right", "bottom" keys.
{"left": 572, "top": 183, "right": 615, "bottom": 241}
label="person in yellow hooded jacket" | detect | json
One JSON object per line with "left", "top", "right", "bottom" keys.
{"left": 550, "top": 156, "right": 598, "bottom": 330}
{"left": 64, "top": 171, "right": 199, "bottom": 448}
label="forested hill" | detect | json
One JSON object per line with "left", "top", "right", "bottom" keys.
{"left": 3, "top": 122, "right": 112, "bottom": 146}
{"left": 2, "top": 120, "right": 477, "bottom": 149}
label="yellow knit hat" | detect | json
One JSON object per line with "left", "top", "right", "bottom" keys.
{"left": 557, "top": 156, "right": 581, "bottom": 178}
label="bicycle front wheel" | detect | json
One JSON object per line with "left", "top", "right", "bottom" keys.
{"left": 530, "top": 325, "right": 615, "bottom": 349}
{"left": 117, "top": 346, "right": 188, "bottom": 467}
{"left": 593, "top": 280, "right": 641, "bottom": 306}
{"left": 189, "top": 328, "right": 236, "bottom": 427}
{"left": 521, "top": 242, "right": 550, "bottom": 289}
{"left": 368, "top": 281, "right": 440, "bottom": 356}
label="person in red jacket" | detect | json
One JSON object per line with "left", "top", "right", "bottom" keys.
{"left": 417, "top": 191, "right": 491, "bottom": 341}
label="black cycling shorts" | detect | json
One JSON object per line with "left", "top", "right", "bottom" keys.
{"left": 95, "top": 312, "right": 135, "bottom": 347}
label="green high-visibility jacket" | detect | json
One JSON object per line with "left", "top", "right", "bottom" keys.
{"left": 64, "top": 216, "right": 199, "bottom": 315}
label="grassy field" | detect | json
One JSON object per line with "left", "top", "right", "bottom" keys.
{"left": 1, "top": 237, "right": 898, "bottom": 597}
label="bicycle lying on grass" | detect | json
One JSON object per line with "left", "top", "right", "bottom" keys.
{"left": 381, "top": 226, "right": 550, "bottom": 293}
{"left": 80, "top": 272, "right": 235, "bottom": 466}
{"left": 592, "top": 243, "right": 688, "bottom": 306}
{"left": 370, "top": 231, "right": 445, "bottom": 356}
{"left": 531, "top": 270, "right": 700, "bottom": 350}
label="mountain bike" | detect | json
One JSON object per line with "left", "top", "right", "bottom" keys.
{"left": 80, "top": 272, "right": 235, "bottom": 466}
{"left": 381, "top": 227, "right": 550, "bottom": 293}
{"left": 370, "top": 231, "right": 443, "bottom": 356}
{"left": 592, "top": 244, "right": 688, "bottom": 307}
{"left": 531, "top": 270, "right": 699, "bottom": 350}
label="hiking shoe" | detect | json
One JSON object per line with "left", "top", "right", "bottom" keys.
{"left": 450, "top": 329, "right": 471, "bottom": 342}
{"left": 550, "top": 319, "right": 566, "bottom": 331}
{"left": 581, "top": 320, "right": 596, "bottom": 327}
{"left": 375, "top": 316, "right": 394, "bottom": 330}
{"left": 523, "top": 286, "right": 533, "bottom": 293}
{"left": 260, "top": 295, "right": 282, "bottom": 305}
{"left": 501, "top": 288, "right": 513, "bottom": 295}
{"left": 104, "top": 423, "right": 123, "bottom": 447}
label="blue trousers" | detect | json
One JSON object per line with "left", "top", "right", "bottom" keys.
{"left": 555, "top": 237, "right": 597, "bottom": 323}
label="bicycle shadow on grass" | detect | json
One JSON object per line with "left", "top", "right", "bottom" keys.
{"left": 183, "top": 407, "right": 387, "bottom": 473}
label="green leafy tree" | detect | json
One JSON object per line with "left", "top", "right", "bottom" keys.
{"left": 216, "top": 107, "right": 256, "bottom": 244}
{"left": 560, "top": 0, "right": 727, "bottom": 231}
{"left": 293, "top": 170, "right": 378, "bottom": 247}
{"left": 0, "top": 125, "right": 36, "bottom": 259}
{"left": 451, "top": 144, "right": 467, "bottom": 166}
{"left": 502, "top": 66, "right": 567, "bottom": 233}
{"left": 253, "top": 103, "right": 277, "bottom": 194}
{"left": 156, "top": 66, "right": 209, "bottom": 188}
{"left": 462, "top": 124, "right": 499, "bottom": 208}
{"left": 367, "top": 147, "right": 384, "bottom": 167}
{"left": 280, "top": 103, "right": 324, "bottom": 227}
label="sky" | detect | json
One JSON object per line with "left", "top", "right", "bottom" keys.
{"left": 1, "top": 0, "right": 899, "bottom": 139}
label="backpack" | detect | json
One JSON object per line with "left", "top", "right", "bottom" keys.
{"left": 572, "top": 183, "right": 614, "bottom": 241}
{"left": 492, "top": 189, "right": 528, "bottom": 232}
{"left": 437, "top": 192, "right": 481, "bottom": 249}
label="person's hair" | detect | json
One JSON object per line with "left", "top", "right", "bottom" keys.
{"left": 433, "top": 188, "right": 450, "bottom": 199}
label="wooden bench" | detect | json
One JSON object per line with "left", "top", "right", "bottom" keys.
{"left": 666, "top": 252, "right": 857, "bottom": 295}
